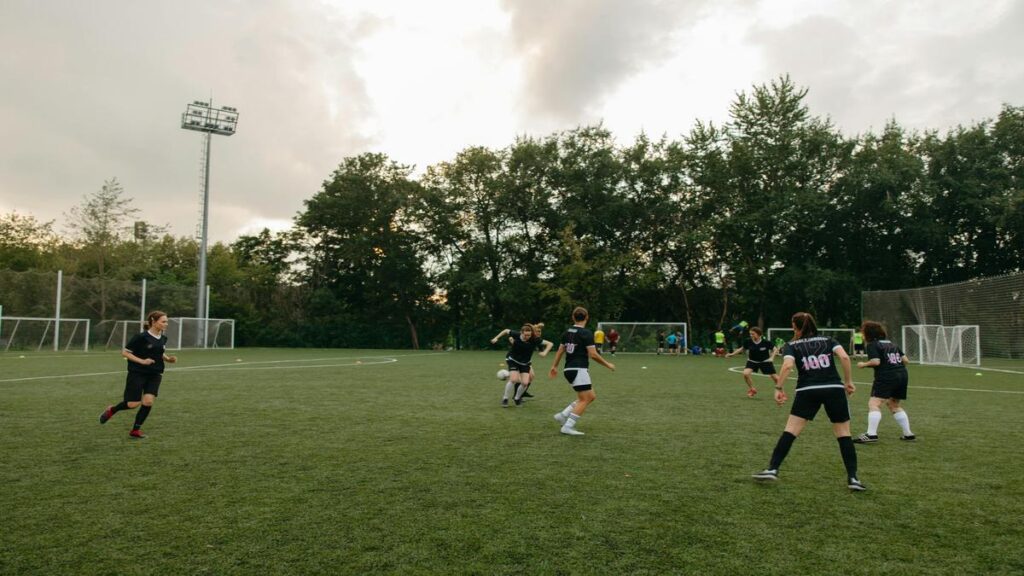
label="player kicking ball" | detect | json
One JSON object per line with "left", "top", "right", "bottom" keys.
{"left": 548, "top": 306, "right": 615, "bottom": 436}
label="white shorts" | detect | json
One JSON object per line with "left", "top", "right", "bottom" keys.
{"left": 563, "top": 368, "right": 592, "bottom": 390}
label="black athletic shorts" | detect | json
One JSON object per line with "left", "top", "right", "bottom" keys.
{"left": 790, "top": 386, "right": 850, "bottom": 423}
{"left": 124, "top": 371, "right": 162, "bottom": 402}
{"left": 871, "top": 373, "right": 908, "bottom": 400}
{"left": 506, "top": 358, "right": 531, "bottom": 372}
{"left": 854, "top": 343, "right": 865, "bottom": 353}
{"left": 746, "top": 360, "right": 776, "bottom": 375}
{"left": 563, "top": 368, "right": 593, "bottom": 392}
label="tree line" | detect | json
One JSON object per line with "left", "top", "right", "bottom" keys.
{"left": 2, "top": 77, "right": 1021, "bottom": 349}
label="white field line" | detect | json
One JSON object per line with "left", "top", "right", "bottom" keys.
{"left": 0, "top": 352, "right": 449, "bottom": 384}
{"left": 726, "top": 366, "right": 1024, "bottom": 395}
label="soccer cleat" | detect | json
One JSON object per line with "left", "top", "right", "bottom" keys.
{"left": 752, "top": 469, "right": 779, "bottom": 481}
{"left": 99, "top": 406, "right": 113, "bottom": 424}
{"left": 900, "top": 434, "right": 916, "bottom": 441}
{"left": 553, "top": 412, "right": 567, "bottom": 424}
{"left": 853, "top": 433, "right": 879, "bottom": 444}
{"left": 128, "top": 429, "right": 146, "bottom": 439}
{"left": 501, "top": 399, "right": 509, "bottom": 408}
{"left": 746, "top": 388, "right": 757, "bottom": 398}
{"left": 522, "top": 391, "right": 534, "bottom": 399}
{"left": 847, "top": 477, "right": 868, "bottom": 491}
{"left": 560, "top": 426, "right": 585, "bottom": 436}
{"left": 514, "top": 398, "right": 524, "bottom": 406}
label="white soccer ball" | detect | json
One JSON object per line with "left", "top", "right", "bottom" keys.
{"left": 497, "top": 369, "right": 510, "bottom": 381}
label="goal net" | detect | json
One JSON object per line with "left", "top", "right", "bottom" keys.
{"left": 0, "top": 316, "right": 91, "bottom": 352}
{"left": 767, "top": 328, "right": 856, "bottom": 354}
{"left": 863, "top": 272, "right": 1023, "bottom": 359}
{"left": 901, "top": 324, "right": 981, "bottom": 366}
{"left": 595, "top": 322, "right": 688, "bottom": 353}
{"left": 165, "top": 317, "right": 235, "bottom": 350}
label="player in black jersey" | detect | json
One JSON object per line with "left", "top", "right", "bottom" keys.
{"left": 491, "top": 324, "right": 553, "bottom": 407}
{"left": 548, "top": 306, "right": 615, "bottom": 435}
{"left": 853, "top": 320, "right": 915, "bottom": 443}
{"left": 725, "top": 327, "right": 779, "bottom": 398}
{"left": 753, "top": 312, "right": 866, "bottom": 491}
{"left": 98, "top": 311, "right": 178, "bottom": 439}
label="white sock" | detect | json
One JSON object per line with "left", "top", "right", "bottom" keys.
{"left": 514, "top": 384, "right": 525, "bottom": 401}
{"left": 893, "top": 410, "right": 913, "bottom": 436}
{"left": 563, "top": 413, "right": 580, "bottom": 429}
{"left": 560, "top": 402, "right": 577, "bottom": 417}
{"left": 503, "top": 381, "right": 515, "bottom": 400}
{"left": 867, "top": 411, "right": 882, "bottom": 435}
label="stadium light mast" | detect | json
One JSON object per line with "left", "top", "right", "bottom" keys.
{"left": 180, "top": 100, "right": 238, "bottom": 344}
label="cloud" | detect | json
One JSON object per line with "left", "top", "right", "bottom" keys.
{"left": 0, "top": 0, "right": 377, "bottom": 242}
{"left": 747, "top": 0, "right": 1024, "bottom": 134}
{"left": 501, "top": 0, "right": 712, "bottom": 127}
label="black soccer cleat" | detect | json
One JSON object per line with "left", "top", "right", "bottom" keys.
{"left": 752, "top": 469, "right": 779, "bottom": 481}
{"left": 522, "top": 391, "right": 534, "bottom": 399}
{"left": 501, "top": 399, "right": 509, "bottom": 408}
{"left": 99, "top": 406, "right": 113, "bottom": 424}
{"left": 514, "top": 398, "right": 524, "bottom": 406}
{"left": 847, "top": 477, "right": 868, "bottom": 491}
{"left": 853, "top": 433, "right": 879, "bottom": 444}
{"left": 899, "top": 434, "right": 916, "bottom": 441}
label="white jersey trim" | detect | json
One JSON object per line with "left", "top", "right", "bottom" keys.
{"left": 794, "top": 383, "right": 845, "bottom": 392}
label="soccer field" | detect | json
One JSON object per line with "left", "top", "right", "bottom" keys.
{"left": 2, "top": 349, "right": 1023, "bottom": 575}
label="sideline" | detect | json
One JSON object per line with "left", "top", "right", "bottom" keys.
{"left": 0, "top": 351, "right": 449, "bottom": 384}
{"left": 726, "top": 365, "right": 1024, "bottom": 395}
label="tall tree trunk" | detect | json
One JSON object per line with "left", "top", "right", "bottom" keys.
{"left": 405, "top": 314, "right": 420, "bottom": 350}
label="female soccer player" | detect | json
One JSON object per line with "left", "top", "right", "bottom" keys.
{"left": 491, "top": 324, "right": 552, "bottom": 407}
{"left": 98, "top": 310, "right": 177, "bottom": 438}
{"left": 548, "top": 307, "right": 615, "bottom": 435}
{"left": 853, "top": 320, "right": 915, "bottom": 443}
{"left": 752, "top": 312, "right": 866, "bottom": 491}
{"left": 725, "top": 327, "right": 779, "bottom": 397}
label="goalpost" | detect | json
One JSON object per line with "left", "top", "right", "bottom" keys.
{"left": 901, "top": 324, "right": 981, "bottom": 366}
{"left": 595, "top": 322, "right": 688, "bottom": 353}
{"left": 1, "top": 316, "right": 91, "bottom": 352}
{"left": 165, "top": 317, "right": 236, "bottom": 350}
{"left": 767, "top": 327, "right": 856, "bottom": 354}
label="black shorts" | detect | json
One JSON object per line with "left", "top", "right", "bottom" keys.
{"left": 854, "top": 343, "right": 865, "bottom": 353}
{"left": 790, "top": 386, "right": 850, "bottom": 423}
{"left": 668, "top": 343, "right": 678, "bottom": 350}
{"left": 506, "top": 357, "right": 531, "bottom": 372}
{"left": 563, "top": 368, "right": 592, "bottom": 392}
{"left": 746, "top": 360, "right": 776, "bottom": 375}
{"left": 871, "top": 373, "right": 908, "bottom": 400}
{"left": 124, "top": 371, "right": 162, "bottom": 402}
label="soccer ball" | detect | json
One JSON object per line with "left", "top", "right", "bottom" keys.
{"left": 496, "top": 369, "right": 510, "bottom": 381}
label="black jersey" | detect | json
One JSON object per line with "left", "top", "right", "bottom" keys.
{"left": 866, "top": 340, "right": 907, "bottom": 383}
{"left": 781, "top": 336, "right": 843, "bottom": 390}
{"left": 125, "top": 331, "right": 168, "bottom": 374}
{"left": 561, "top": 326, "right": 594, "bottom": 369}
{"left": 743, "top": 337, "right": 775, "bottom": 362}
{"left": 507, "top": 330, "right": 542, "bottom": 364}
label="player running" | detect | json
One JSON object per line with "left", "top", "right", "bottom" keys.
{"left": 725, "top": 327, "right": 779, "bottom": 397}
{"left": 98, "top": 310, "right": 178, "bottom": 439}
{"left": 752, "top": 312, "right": 866, "bottom": 491}
{"left": 548, "top": 307, "right": 615, "bottom": 436}
{"left": 853, "top": 320, "right": 915, "bottom": 443}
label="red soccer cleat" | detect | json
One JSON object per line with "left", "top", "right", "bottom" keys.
{"left": 747, "top": 388, "right": 757, "bottom": 398}
{"left": 99, "top": 406, "right": 114, "bottom": 424}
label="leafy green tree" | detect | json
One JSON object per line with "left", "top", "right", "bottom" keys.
{"left": 0, "top": 212, "right": 59, "bottom": 271}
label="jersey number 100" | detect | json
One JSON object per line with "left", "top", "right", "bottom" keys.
{"left": 801, "top": 354, "right": 832, "bottom": 370}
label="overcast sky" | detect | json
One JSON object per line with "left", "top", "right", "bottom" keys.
{"left": 1, "top": 0, "right": 1022, "bottom": 243}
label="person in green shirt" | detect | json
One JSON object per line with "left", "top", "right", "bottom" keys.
{"left": 853, "top": 330, "right": 865, "bottom": 356}
{"left": 714, "top": 329, "right": 726, "bottom": 357}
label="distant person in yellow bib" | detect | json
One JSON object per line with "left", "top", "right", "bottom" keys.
{"left": 714, "top": 330, "right": 726, "bottom": 357}
{"left": 594, "top": 328, "right": 605, "bottom": 354}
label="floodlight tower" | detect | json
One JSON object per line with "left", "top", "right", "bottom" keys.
{"left": 180, "top": 100, "right": 238, "bottom": 345}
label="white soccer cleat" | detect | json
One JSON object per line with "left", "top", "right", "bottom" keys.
{"left": 560, "top": 426, "right": 585, "bottom": 436}
{"left": 553, "top": 413, "right": 567, "bottom": 424}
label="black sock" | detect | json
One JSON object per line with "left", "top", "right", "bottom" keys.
{"left": 133, "top": 405, "right": 152, "bottom": 430}
{"left": 111, "top": 401, "right": 130, "bottom": 414}
{"left": 838, "top": 436, "right": 858, "bottom": 478}
{"left": 769, "top": 431, "right": 797, "bottom": 470}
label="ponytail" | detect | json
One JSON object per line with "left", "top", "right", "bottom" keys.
{"left": 791, "top": 312, "right": 818, "bottom": 338}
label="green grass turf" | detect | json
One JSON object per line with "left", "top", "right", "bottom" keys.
{"left": 1, "top": 348, "right": 1023, "bottom": 575}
